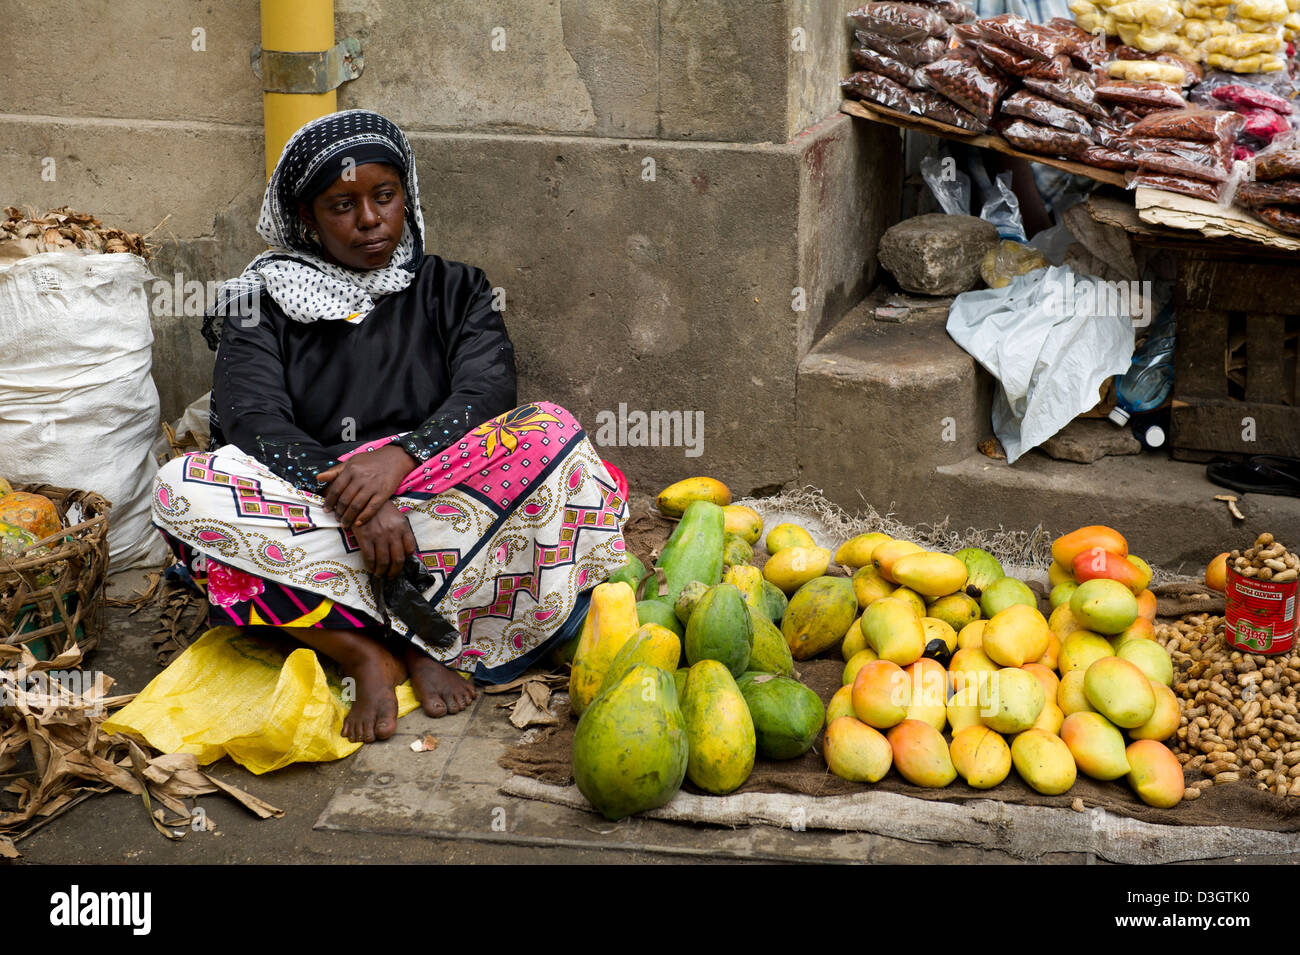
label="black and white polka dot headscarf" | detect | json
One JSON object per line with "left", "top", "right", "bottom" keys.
{"left": 207, "top": 110, "right": 425, "bottom": 340}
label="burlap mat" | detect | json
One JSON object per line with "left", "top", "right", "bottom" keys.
{"left": 500, "top": 658, "right": 1300, "bottom": 833}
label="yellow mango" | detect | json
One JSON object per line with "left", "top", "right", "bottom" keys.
{"left": 949, "top": 647, "right": 998, "bottom": 695}
{"left": 1048, "top": 560, "right": 1076, "bottom": 588}
{"left": 921, "top": 617, "right": 958, "bottom": 655}
{"left": 890, "top": 586, "right": 927, "bottom": 619}
{"left": 1031, "top": 701, "right": 1065, "bottom": 736}
{"left": 1058, "top": 631, "right": 1114, "bottom": 675}
{"left": 1022, "top": 662, "right": 1059, "bottom": 703}
{"left": 1070, "top": 578, "right": 1139, "bottom": 635}
{"left": 927, "top": 593, "right": 981, "bottom": 633}
{"left": 834, "top": 532, "right": 892, "bottom": 569}
{"left": 1012, "top": 729, "right": 1077, "bottom": 795}
{"left": 852, "top": 564, "right": 894, "bottom": 608}
{"left": 842, "top": 647, "right": 878, "bottom": 685}
{"left": 979, "top": 667, "right": 1045, "bottom": 735}
{"left": 1056, "top": 669, "right": 1097, "bottom": 716}
{"left": 892, "top": 551, "right": 968, "bottom": 599}
{"left": 861, "top": 598, "right": 925, "bottom": 666}
{"left": 981, "top": 604, "right": 1050, "bottom": 668}
{"left": 1129, "top": 682, "right": 1180, "bottom": 741}
{"left": 765, "top": 523, "right": 815, "bottom": 554}
{"left": 902, "top": 658, "right": 948, "bottom": 731}
{"left": 947, "top": 684, "right": 984, "bottom": 734}
{"left": 763, "top": 545, "right": 830, "bottom": 595}
{"left": 656, "top": 476, "right": 731, "bottom": 518}
{"left": 841, "top": 615, "right": 867, "bottom": 661}
{"left": 722, "top": 504, "right": 763, "bottom": 545}
{"left": 1036, "top": 631, "right": 1061, "bottom": 671}
{"left": 826, "top": 684, "right": 856, "bottom": 724}
{"left": 957, "top": 619, "right": 986, "bottom": 649}
{"left": 569, "top": 581, "right": 641, "bottom": 715}
{"left": 1117, "top": 638, "right": 1174, "bottom": 686}
{"left": 950, "top": 725, "right": 1012, "bottom": 789}
{"left": 824, "top": 717, "right": 893, "bottom": 783}
{"left": 1048, "top": 603, "right": 1086, "bottom": 640}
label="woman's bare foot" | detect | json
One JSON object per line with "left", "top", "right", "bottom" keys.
{"left": 275, "top": 625, "right": 405, "bottom": 743}
{"left": 404, "top": 645, "right": 477, "bottom": 717}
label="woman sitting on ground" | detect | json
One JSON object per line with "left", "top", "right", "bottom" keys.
{"left": 153, "top": 110, "right": 628, "bottom": 743}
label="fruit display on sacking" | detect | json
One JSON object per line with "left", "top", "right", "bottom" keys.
{"left": 569, "top": 483, "right": 1186, "bottom": 820}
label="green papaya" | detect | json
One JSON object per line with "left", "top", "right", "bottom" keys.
{"left": 736, "top": 673, "right": 825, "bottom": 759}
{"left": 651, "top": 500, "right": 725, "bottom": 608}
{"left": 761, "top": 579, "right": 788, "bottom": 623}
{"left": 673, "top": 668, "right": 689, "bottom": 701}
{"left": 572, "top": 665, "right": 689, "bottom": 820}
{"left": 684, "top": 583, "right": 753, "bottom": 677}
{"left": 607, "top": 552, "right": 647, "bottom": 591}
{"left": 722, "top": 533, "right": 754, "bottom": 568}
{"left": 747, "top": 605, "right": 795, "bottom": 677}
{"left": 680, "top": 660, "right": 756, "bottom": 794}
{"left": 636, "top": 599, "right": 684, "bottom": 638}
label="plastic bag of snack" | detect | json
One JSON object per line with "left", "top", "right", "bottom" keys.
{"left": 852, "top": 42, "right": 929, "bottom": 88}
{"left": 1092, "top": 123, "right": 1133, "bottom": 148}
{"left": 921, "top": 48, "right": 1013, "bottom": 121}
{"left": 841, "top": 70, "right": 923, "bottom": 114}
{"left": 1253, "top": 204, "right": 1300, "bottom": 234}
{"left": 1049, "top": 16, "right": 1110, "bottom": 67}
{"left": 980, "top": 240, "right": 1050, "bottom": 288}
{"left": 1237, "top": 0, "right": 1288, "bottom": 22}
{"left": 1204, "top": 33, "right": 1284, "bottom": 57}
{"left": 1206, "top": 52, "right": 1288, "bottom": 73}
{"left": 998, "top": 117, "right": 1094, "bottom": 157}
{"left": 1001, "top": 90, "right": 1095, "bottom": 135}
{"left": 1110, "top": 0, "right": 1185, "bottom": 28}
{"left": 978, "top": 14, "right": 1072, "bottom": 60}
{"left": 1023, "top": 70, "right": 1111, "bottom": 120}
{"left": 1112, "top": 48, "right": 1203, "bottom": 82}
{"left": 1082, "top": 144, "right": 1143, "bottom": 168}
{"left": 911, "top": 0, "right": 976, "bottom": 22}
{"left": 1241, "top": 108, "right": 1293, "bottom": 146}
{"left": 1130, "top": 135, "right": 1233, "bottom": 166}
{"left": 1253, "top": 142, "right": 1300, "bottom": 179}
{"left": 1126, "top": 105, "right": 1245, "bottom": 141}
{"left": 1106, "top": 59, "right": 1189, "bottom": 84}
{"left": 1116, "top": 24, "right": 1184, "bottom": 53}
{"left": 855, "top": 29, "right": 949, "bottom": 67}
{"left": 1128, "top": 171, "right": 1228, "bottom": 200}
{"left": 1236, "top": 179, "right": 1300, "bottom": 207}
{"left": 1206, "top": 82, "right": 1293, "bottom": 114}
{"left": 848, "top": 3, "right": 950, "bottom": 41}
{"left": 1096, "top": 80, "right": 1189, "bottom": 109}
{"left": 1135, "top": 148, "right": 1232, "bottom": 180}
{"left": 915, "top": 90, "right": 987, "bottom": 130}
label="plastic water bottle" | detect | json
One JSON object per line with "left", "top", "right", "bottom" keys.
{"left": 1108, "top": 303, "right": 1176, "bottom": 427}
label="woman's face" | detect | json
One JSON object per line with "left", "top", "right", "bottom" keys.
{"left": 298, "top": 162, "right": 406, "bottom": 270}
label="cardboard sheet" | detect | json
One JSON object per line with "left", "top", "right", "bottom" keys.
{"left": 1135, "top": 186, "right": 1300, "bottom": 252}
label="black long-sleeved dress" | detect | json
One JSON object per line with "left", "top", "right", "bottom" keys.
{"left": 210, "top": 254, "right": 517, "bottom": 491}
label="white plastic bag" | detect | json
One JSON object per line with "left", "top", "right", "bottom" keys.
{"left": 0, "top": 251, "right": 166, "bottom": 569}
{"left": 946, "top": 265, "right": 1136, "bottom": 463}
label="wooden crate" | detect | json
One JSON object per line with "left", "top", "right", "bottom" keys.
{"left": 1169, "top": 251, "right": 1300, "bottom": 462}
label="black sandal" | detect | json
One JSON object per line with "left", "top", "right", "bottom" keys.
{"left": 1206, "top": 455, "right": 1300, "bottom": 498}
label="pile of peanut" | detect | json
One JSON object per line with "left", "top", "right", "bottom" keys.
{"left": 1228, "top": 533, "right": 1299, "bottom": 583}
{"left": 1160, "top": 613, "right": 1300, "bottom": 801}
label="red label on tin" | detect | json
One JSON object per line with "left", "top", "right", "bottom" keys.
{"left": 1225, "top": 567, "right": 1298, "bottom": 655}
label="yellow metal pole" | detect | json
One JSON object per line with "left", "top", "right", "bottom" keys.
{"left": 261, "top": 0, "right": 336, "bottom": 179}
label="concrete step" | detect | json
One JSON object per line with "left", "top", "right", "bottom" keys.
{"left": 796, "top": 296, "right": 1300, "bottom": 571}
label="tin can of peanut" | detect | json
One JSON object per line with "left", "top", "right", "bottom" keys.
{"left": 1224, "top": 566, "right": 1299, "bottom": 655}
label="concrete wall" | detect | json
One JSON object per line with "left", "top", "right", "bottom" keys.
{"left": 1, "top": 0, "right": 895, "bottom": 497}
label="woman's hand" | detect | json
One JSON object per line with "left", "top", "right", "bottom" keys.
{"left": 316, "top": 444, "right": 417, "bottom": 527}
{"left": 351, "top": 501, "right": 417, "bottom": 578}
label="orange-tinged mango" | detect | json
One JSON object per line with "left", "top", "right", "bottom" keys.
{"left": 1130, "top": 682, "right": 1180, "bottom": 741}
{"left": 1060, "top": 711, "right": 1130, "bottom": 780}
{"left": 1049, "top": 603, "right": 1086, "bottom": 640}
{"left": 851, "top": 660, "right": 910, "bottom": 729}
{"left": 1136, "top": 588, "right": 1158, "bottom": 622}
{"left": 873, "top": 540, "right": 924, "bottom": 583}
{"left": 903, "top": 658, "right": 948, "bottom": 731}
{"left": 950, "top": 725, "right": 1012, "bottom": 789}
{"left": 1036, "top": 631, "right": 1061, "bottom": 671}
{"left": 1023, "top": 662, "right": 1060, "bottom": 702}
{"left": 1205, "top": 553, "right": 1229, "bottom": 594}
{"left": 888, "top": 719, "right": 957, "bottom": 788}
{"left": 1052, "top": 525, "right": 1128, "bottom": 568}
{"left": 1072, "top": 547, "right": 1148, "bottom": 593}
{"left": 824, "top": 717, "right": 893, "bottom": 783}
{"left": 1126, "top": 739, "right": 1184, "bottom": 808}
{"left": 1111, "top": 615, "right": 1155, "bottom": 650}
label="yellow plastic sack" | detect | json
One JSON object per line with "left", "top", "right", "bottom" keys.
{"left": 1107, "top": 59, "right": 1187, "bottom": 82}
{"left": 1237, "top": 0, "right": 1287, "bottom": 22}
{"left": 1204, "top": 32, "right": 1283, "bottom": 55}
{"left": 1110, "top": 0, "right": 1184, "bottom": 27}
{"left": 103, "top": 627, "right": 421, "bottom": 774}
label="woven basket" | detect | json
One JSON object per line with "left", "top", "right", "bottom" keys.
{"left": 0, "top": 484, "right": 111, "bottom": 662}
